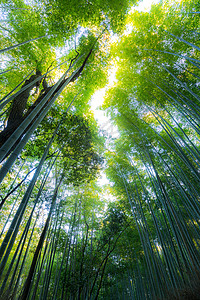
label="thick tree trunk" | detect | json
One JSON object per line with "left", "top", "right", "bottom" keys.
{"left": 0, "top": 70, "right": 42, "bottom": 147}
{"left": 7, "top": 71, "right": 42, "bottom": 126}
{"left": 0, "top": 48, "right": 93, "bottom": 152}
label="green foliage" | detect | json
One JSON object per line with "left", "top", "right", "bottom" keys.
{"left": 0, "top": 0, "right": 200, "bottom": 299}
{"left": 42, "top": 0, "right": 138, "bottom": 37}
{"left": 22, "top": 110, "right": 103, "bottom": 185}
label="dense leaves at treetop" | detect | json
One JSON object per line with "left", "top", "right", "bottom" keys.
{"left": 0, "top": 0, "right": 200, "bottom": 299}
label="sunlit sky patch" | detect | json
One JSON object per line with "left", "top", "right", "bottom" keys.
{"left": 90, "top": 0, "right": 161, "bottom": 122}
{"left": 133, "top": 0, "right": 160, "bottom": 12}
{"left": 90, "top": 0, "right": 160, "bottom": 186}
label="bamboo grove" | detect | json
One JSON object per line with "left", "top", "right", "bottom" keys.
{"left": 0, "top": 0, "right": 200, "bottom": 299}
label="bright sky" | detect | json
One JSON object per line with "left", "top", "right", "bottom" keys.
{"left": 134, "top": 0, "right": 160, "bottom": 12}
{"left": 90, "top": 0, "right": 160, "bottom": 186}
{"left": 90, "top": 0, "right": 160, "bottom": 121}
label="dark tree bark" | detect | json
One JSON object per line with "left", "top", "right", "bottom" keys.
{"left": 0, "top": 49, "right": 93, "bottom": 152}
{"left": 7, "top": 70, "right": 42, "bottom": 127}
{"left": 0, "top": 70, "right": 42, "bottom": 147}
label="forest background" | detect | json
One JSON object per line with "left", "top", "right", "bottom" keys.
{"left": 0, "top": 0, "right": 200, "bottom": 299}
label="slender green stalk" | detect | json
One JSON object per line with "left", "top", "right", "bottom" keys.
{"left": 0, "top": 35, "right": 46, "bottom": 54}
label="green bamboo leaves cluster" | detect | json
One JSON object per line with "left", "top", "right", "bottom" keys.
{"left": 102, "top": 0, "right": 200, "bottom": 298}
{"left": 0, "top": 0, "right": 200, "bottom": 299}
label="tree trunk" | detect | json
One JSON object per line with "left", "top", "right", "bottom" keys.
{"left": 20, "top": 179, "right": 62, "bottom": 300}
{"left": 0, "top": 48, "right": 93, "bottom": 155}
{"left": 0, "top": 71, "right": 42, "bottom": 147}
